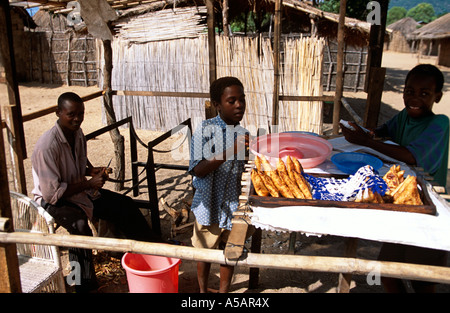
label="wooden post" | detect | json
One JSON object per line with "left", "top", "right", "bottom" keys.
{"left": 0, "top": 91, "right": 21, "bottom": 293}
{"left": 206, "top": 0, "right": 217, "bottom": 119}
{"left": 0, "top": 0, "right": 27, "bottom": 195}
{"left": 337, "top": 237, "right": 358, "bottom": 293}
{"left": 363, "top": 0, "right": 388, "bottom": 128}
{"left": 332, "top": 0, "right": 346, "bottom": 135}
{"left": 0, "top": 2, "right": 21, "bottom": 292}
{"left": 66, "top": 32, "right": 71, "bottom": 86}
{"left": 271, "top": 0, "right": 282, "bottom": 131}
{"left": 102, "top": 39, "right": 125, "bottom": 191}
{"left": 363, "top": 67, "right": 386, "bottom": 129}
{"left": 222, "top": 0, "right": 230, "bottom": 36}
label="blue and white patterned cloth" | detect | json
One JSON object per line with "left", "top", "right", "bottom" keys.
{"left": 304, "top": 165, "right": 388, "bottom": 201}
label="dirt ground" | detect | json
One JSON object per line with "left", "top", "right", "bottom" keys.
{"left": 3, "top": 51, "right": 450, "bottom": 293}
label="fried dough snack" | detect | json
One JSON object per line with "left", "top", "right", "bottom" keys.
{"left": 258, "top": 170, "right": 280, "bottom": 197}
{"left": 285, "top": 156, "right": 297, "bottom": 181}
{"left": 291, "top": 156, "right": 304, "bottom": 174}
{"left": 269, "top": 169, "right": 294, "bottom": 198}
{"left": 251, "top": 155, "right": 312, "bottom": 199}
{"left": 393, "top": 175, "right": 423, "bottom": 205}
{"left": 277, "top": 159, "right": 304, "bottom": 199}
{"left": 383, "top": 165, "right": 405, "bottom": 195}
{"left": 251, "top": 169, "right": 269, "bottom": 197}
{"left": 381, "top": 165, "right": 423, "bottom": 205}
{"left": 292, "top": 170, "right": 312, "bottom": 199}
{"left": 355, "top": 188, "right": 384, "bottom": 203}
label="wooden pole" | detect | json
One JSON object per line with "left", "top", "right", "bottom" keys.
{"left": 222, "top": 0, "right": 230, "bottom": 36}
{"left": 363, "top": 67, "right": 386, "bottom": 129}
{"left": 2, "top": 231, "right": 450, "bottom": 285}
{"left": 363, "top": 0, "right": 388, "bottom": 129}
{"left": 0, "top": 0, "right": 27, "bottom": 195}
{"left": 271, "top": 0, "right": 282, "bottom": 132}
{"left": 0, "top": 2, "right": 21, "bottom": 291}
{"left": 206, "top": 0, "right": 217, "bottom": 119}
{"left": 332, "top": 0, "right": 346, "bottom": 135}
{"left": 0, "top": 103, "right": 21, "bottom": 293}
{"left": 102, "top": 40, "right": 125, "bottom": 191}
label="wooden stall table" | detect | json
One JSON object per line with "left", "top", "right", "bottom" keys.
{"left": 224, "top": 136, "right": 450, "bottom": 292}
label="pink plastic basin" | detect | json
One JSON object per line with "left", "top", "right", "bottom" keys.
{"left": 121, "top": 253, "right": 181, "bottom": 293}
{"left": 250, "top": 133, "right": 332, "bottom": 169}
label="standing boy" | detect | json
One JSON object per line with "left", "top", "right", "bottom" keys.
{"left": 189, "top": 77, "right": 249, "bottom": 293}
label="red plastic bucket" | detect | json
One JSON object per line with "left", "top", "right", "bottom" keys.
{"left": 121, "top": 253, "right": 181, "bottom": 293}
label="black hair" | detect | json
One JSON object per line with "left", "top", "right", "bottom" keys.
{"left": 57, "top": 92, "right": 83, "bottom": 110}
{"left": 405, "top": 64, "right": 444, "bottom": 93}
{"left": 210, "top": 76, "right": 244, "bottom": 104}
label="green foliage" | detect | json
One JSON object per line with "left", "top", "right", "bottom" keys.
{"left": 318, "top": 0, "right": 371, "bottom": 20}
{"left": 387, "top": 6, "right": 407, "bottom": 25}
{"left": 389, "top": 0, "right": 449, "bottom": 16}
{"left": 229, "top": 12, "right": 272, "bottom": 33}
{"left": 406, "top": 2, "right": 436, "bottom": 23}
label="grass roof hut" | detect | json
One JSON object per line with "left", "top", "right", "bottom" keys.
{"left": 385, "top": 17, "right": 419, "bottom": 53}
{"left": 409, "top": 13, "right": 450, "bottom": 67}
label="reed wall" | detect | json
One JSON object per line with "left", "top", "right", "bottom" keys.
{"left": 101, "top": 34, "right": 325, "bottom": 134}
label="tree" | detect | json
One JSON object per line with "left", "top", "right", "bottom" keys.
{"left": 318, "top": 0, "right": 370, "bottom": 20}
{"left": 406, "top": 3, "right": 436, "bottom": 23}
{"left": 387, "top": 6, "right": 407, "bottom": 25}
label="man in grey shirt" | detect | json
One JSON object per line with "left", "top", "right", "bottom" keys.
{"left": 31, "top": 92, "right": 160, "bottom": 292}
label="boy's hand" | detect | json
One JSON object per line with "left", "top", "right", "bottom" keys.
{"left": 234, "top": 134, "right": 250, "bottom": 160}
{"left": 339, "top": 122, "right": 374, "bottom": 146}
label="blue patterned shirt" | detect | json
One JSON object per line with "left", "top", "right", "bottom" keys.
{"left": 189, "top": 115, "right": 247, "bottom": 230}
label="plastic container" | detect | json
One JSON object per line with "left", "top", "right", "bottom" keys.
{"left": 121, "top": 253, "right": 181, "bottom": 293}
{"left": 249, "top": 132, "right": 332, "bottom": 169}
{"left": 331, "top": 152, "right": 383, "bottom": 174}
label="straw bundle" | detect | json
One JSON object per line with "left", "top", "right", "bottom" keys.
{"left": 215, "top": 35, "right": 274, "bottom": 133}
{"left": 280, "top": 36, "right": 325, "bottom": 134}
{"left": 102, "top": 35, "right": 209, "bottom": 131}
{"left": 114, "top": 6, "right": 207, "bottom": 44}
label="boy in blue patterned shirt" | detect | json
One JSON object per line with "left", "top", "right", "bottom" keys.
{"left": 189, "top": 77, "right": 249, "bottom": 293}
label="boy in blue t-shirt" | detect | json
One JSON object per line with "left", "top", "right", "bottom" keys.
{"left": 341, "top": 64, "right": 447, "bottom": 187}
{"left": 341, "top": 64, "right": 448, "bottom": 292}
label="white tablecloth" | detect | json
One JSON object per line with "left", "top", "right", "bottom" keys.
{"left": 249, "top": 137, "right": 450, "bottom": 252}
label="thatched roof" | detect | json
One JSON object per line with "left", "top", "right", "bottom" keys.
{"left": 10, "top": 0, "right": 388, "bottom": 46}
{"left": 409, "top": 13, "right": 450, "bottom": 40}
{"left": 387, "top": 17, "right": 419, "bottom": 36}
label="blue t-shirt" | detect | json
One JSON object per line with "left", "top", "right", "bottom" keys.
{"left": 189, "top": 115, "right": 247, "bottom": 230}
{"left": 382, "top": 109, "right": 449, "bottom": 187}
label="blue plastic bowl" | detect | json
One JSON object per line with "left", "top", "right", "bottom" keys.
{"left": 331, "top": 152, "right": 383, "bottom": 174}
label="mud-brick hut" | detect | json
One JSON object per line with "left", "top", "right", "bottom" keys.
{"left": 409, "top": 13, "right": 450, "bottom": 67}
{"left": 385, "top": 17, "right": 419, "bottom": 53}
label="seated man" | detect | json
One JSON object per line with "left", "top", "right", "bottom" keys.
{"left": 31, "top": 92, "right": 160, "bottom": 293}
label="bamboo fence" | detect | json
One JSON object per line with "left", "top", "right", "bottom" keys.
{"left": 105, "top": 32, "right": 325, "bottom": 134}
{"left": 2, "top": 231, "right": 450, "bottom": 286}
{"left": 280, "top": 36, "right": 325, "bottom": 134}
